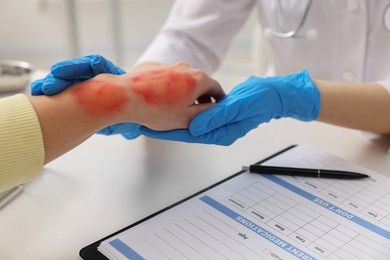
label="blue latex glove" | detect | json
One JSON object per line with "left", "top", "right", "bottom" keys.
{"left": 140, "top": 126, "right": 233, "bottom": 145}
{"left": 140, "top": 70, "right": 320, "bottom": 145}
{"left": 30, "top": 54, "right": 141, "bottom": 139}
{"left": 31, "top": 54, "right": 125, "bottom": 95}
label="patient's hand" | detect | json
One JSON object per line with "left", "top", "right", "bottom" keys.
{"left": 68, "top": 62, "right": 225, "bottom": 131}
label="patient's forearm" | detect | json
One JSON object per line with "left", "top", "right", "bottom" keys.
{"left": 29, "top": 63, "right": 224, "bottom": 164}
{"left": 29, "top": 76, "right": 124, "bottom": 164}
{"left": 315, "top": 80, "right": 390, "bottom": 134}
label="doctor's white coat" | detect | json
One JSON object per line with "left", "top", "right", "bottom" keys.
{"left": 137, "top": 0, "right": 390, "bottom": 89}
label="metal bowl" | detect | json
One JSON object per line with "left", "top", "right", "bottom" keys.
{"left": 0, "top": 60, "right": 34, "bottom": 93}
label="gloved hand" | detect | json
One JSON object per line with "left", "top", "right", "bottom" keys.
{"left": 30, "top": 54, "right": 141, "bottom": 139}
{"left": 140, "top": 70, "right": 320, "bottom": 145}
{"left": 31, "top": 54, "right": 126, "bottom": 95}
{"left": 189, "top": 69, "right": 321, "bottom": 144}
{"left": 140, "top": 126, "right": 225, "bottom": 144}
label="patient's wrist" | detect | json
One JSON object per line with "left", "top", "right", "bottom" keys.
{"left": 69, "top": 74, "right": 132, "bottom": 127}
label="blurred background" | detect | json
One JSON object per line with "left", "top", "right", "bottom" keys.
{"left": 0, "top": 0, "right": 266, "bottom": 80}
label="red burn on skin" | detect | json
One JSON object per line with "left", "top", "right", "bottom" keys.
{"left": 70, "top": 79, "right": 128, "bottom": 118}
{"left": 131, "top": 71, "right": 197, "bottom": 106}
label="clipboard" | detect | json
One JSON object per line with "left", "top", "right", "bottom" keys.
{"left": 79, "top": 145, "right": 296, "bottom": 259}
{"left": 80, "top": 144, "right": 390, "bottom": 260}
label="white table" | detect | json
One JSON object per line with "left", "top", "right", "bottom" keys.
{"left": 1, "top": 121, "right": 390, "bottom": 260}
{"left": 1, "top": 76, "right": 390, "bottom": 259}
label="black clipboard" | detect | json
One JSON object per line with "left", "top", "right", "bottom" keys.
{"left": 79, "top": 145, "right": 297, "bottom": 259}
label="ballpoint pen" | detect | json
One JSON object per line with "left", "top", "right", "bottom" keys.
{"left": 243, "top": 165, "right": 369, "bottom": 179}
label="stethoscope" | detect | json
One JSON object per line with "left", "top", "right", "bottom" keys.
{"left": 264, "top": 0, "right": 390, "bottom": 39}
{"left": 385, "top": 3, "right": 390, "bottom": 32}
{"left": 264, "top": 0, "right": 314, "bottom": 39}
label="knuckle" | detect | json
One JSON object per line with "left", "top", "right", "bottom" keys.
{"left": 193, "top": 69, "right": 207, "bottom": 79}
{"left": 176, "top": 61, "right": 190, "bottom": 67}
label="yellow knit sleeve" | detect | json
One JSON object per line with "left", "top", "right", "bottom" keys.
{"left": 0, "top": 94, "right": 44, "bottom": 192}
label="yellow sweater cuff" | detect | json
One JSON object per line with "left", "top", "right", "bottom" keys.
{"left": 0, "top": 94, "right": 44, "bottom": 192}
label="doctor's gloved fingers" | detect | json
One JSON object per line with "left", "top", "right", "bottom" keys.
{"left": 140, "top": 123, "right": 256, "bottom": 146}
{"left": 30, "top": 79, "right": 44, "bottom": 95}
{"left": 31, "top": 55, "right": 126, "bottom": 96}
{"left": 140, "top": 127, "right": 211, "bottom": 144}
{"left": 30, "top": 75, "right": 81, "bottom": 96}
{"left": 97, "top": 122, "right": 142, "bottom": 140}
{"left": 51, "top": 54, "right": 125, "bottom": 80}
{"left": 189, "top": 117, "right": 263, "bottom": 145}
{"left": 189, "top": 100, "right": 245, "bottom": 136}
{"left": 90, "top": 55, "right": 126, "bottom": 75}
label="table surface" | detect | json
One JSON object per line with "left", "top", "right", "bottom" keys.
{"left": 1, "top": 75, "right": 390, "bottom": 260}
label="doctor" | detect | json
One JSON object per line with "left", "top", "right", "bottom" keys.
{"left": 133, "top": 0, "right": 390, "bottom": 145}
{"left": 136, "top": 0, "right": 390, "bottom": 82}
{"left": 34, "top": 0, "right": 390, "bottom": 145}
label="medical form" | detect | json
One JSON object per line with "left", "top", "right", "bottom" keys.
{"left": 86, "top": 144, "right": 390, "bottom": 260}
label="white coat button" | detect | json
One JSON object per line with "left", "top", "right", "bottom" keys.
{"left": 342, "top": 70, "right": 355, "bottom": 82}
{"left": 347, "top": 0, "right": 359, "bottom": 12}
